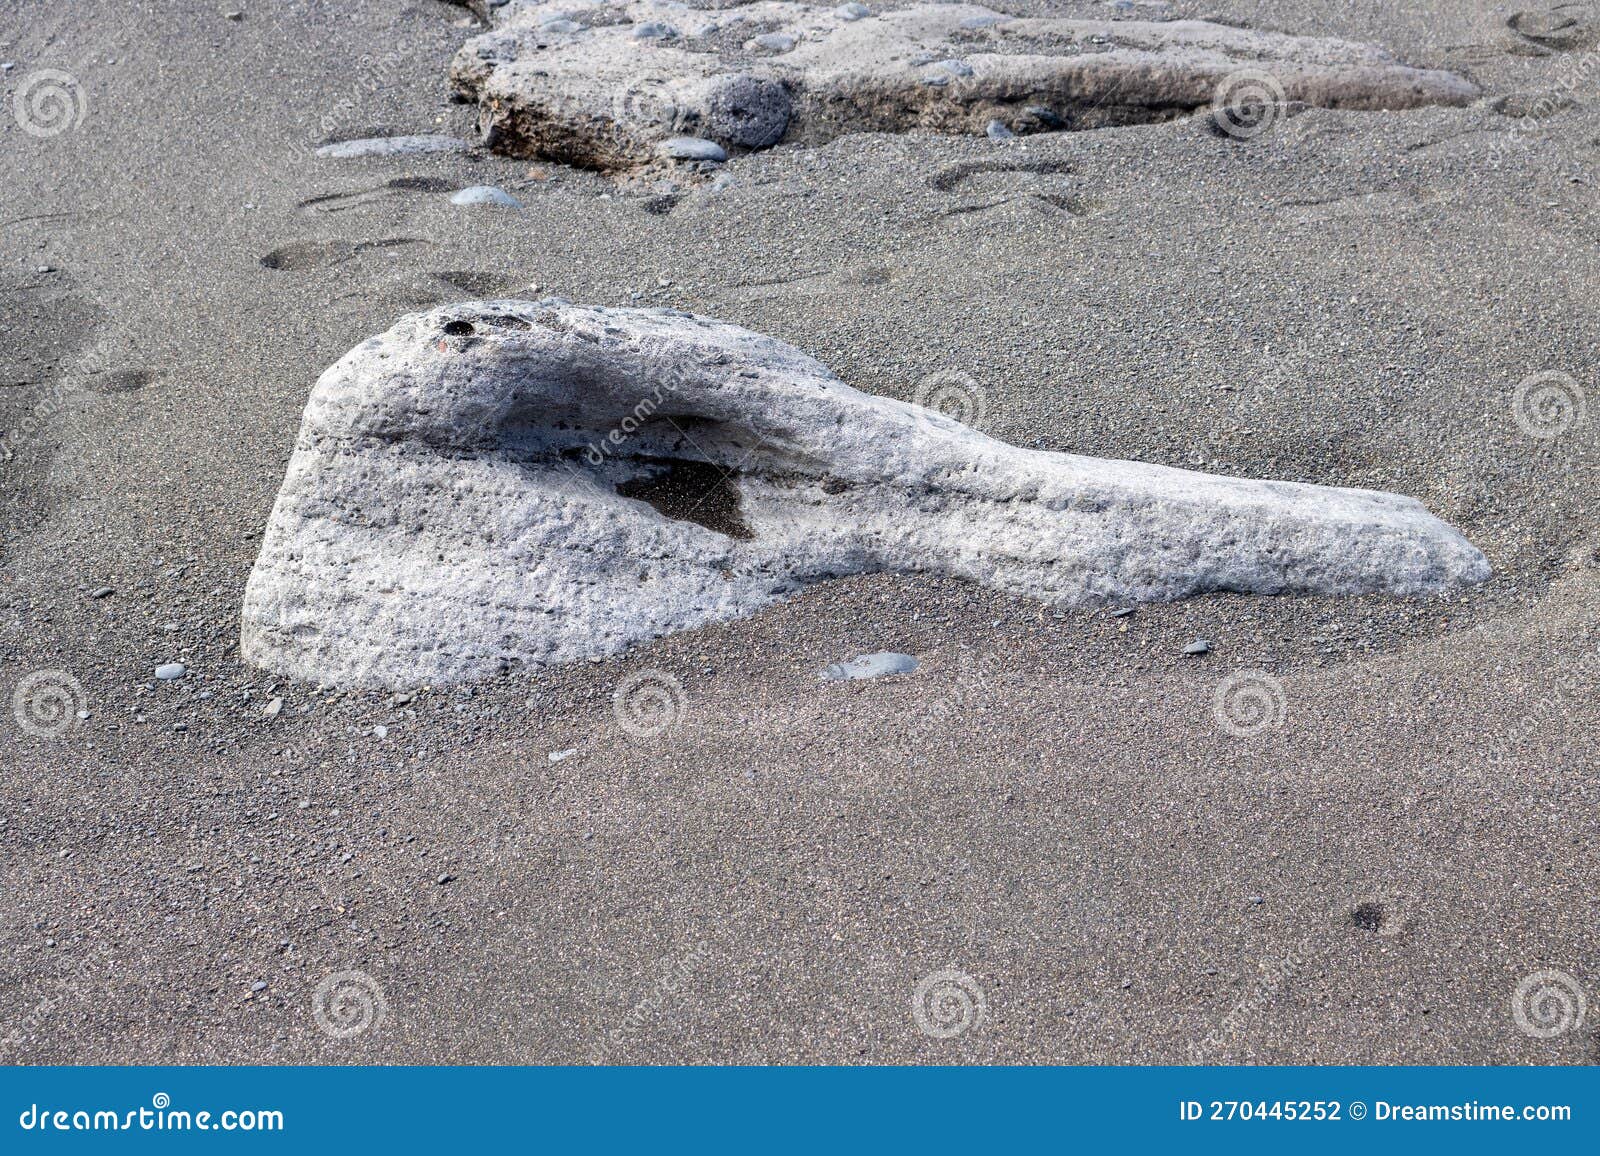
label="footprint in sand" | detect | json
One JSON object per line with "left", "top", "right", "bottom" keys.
{"left": 258, "top": 238, "right": 428, "bottom": 271}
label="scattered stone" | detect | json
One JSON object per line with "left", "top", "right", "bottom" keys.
{"left": 450, "top": 185, "right": 522, "bottom": 207}
{"left": 1110, "top": 607, "right": 1135, "bottom": 618}
{"left": 1182, "top": 640, "right": 1212, "bottom": 656}
{"left": 88, "top": 586, "right": 114, "bottom": 599}
{"left": 373, "top": 724, "right": 389, "bottom": 739}
{"left": 436, "top": 873, "right": 454, "bottom": 885}
{"left": 658, "top": 136, "right": 727, "bottom": 162}
{"left": 154, "top": 663, "right": 186, "bottom": 681}
{"left": 240, "top": 302, "right": 1488, "bottom": 688}
{"left": 985, "top": 118, "right": 1013, "bottom": 140}
{"left": 251, "top": 980, "right": 268, "bottom": 992}
{"left": 821, "top": 652, "right": 920, "bottom": 681}
{"left": 264, "top": 696, "right": 284, "bottom": 718}
{"left": 548, "top": 747, "right": 578, "bottom": 763}
{"left": 314, "top": 134, "right": 470, "bottom": 159}
{"left": 451, "top": 2, "right": 1479, "bottom": 170}
{"left": 541, "top": 19, "right": 582, "bottom": 34}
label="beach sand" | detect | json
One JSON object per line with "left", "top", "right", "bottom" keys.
{"left": 2, "top": 0, "right": 1597, "bottom": 1062}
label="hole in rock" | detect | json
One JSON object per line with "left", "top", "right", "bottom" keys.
{"left": 442, "top": 320, "right": 476, "bottom": 337}
{"left": 614, "top": 457, "right": 753, "bottom": 540}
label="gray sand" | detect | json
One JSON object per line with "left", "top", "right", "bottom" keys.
{"left": 2, "top": 0, "right": 1597, "bottom": 1063}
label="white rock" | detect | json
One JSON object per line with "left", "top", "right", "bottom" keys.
{"left": 449, "top": 185, "right": 523, "bottom": 207}
{"left": 315, "top": 135, "right": 470, "bottom": 159}
{"left": 241, "top": 301, "right": 1489, "bottom": 689}
{"left": 449, "top": 2, "right": 1479, "bottom": 169}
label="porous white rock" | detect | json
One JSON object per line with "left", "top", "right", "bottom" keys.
{"left": 242, "top": 301, "right": 1489, "bottom": 688}
{"left": 449, "top": 1, "right": 1480, "bottom": 169}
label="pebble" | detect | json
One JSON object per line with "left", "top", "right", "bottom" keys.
{"left": 835, "top": 3, "right": 869, "bottom": 19}
{"left": 264, "top": 697, "right": 284, "bottom": 718}
{"left": 541, "top": 20, "right": 582, "bottom": 34}
{"left": 88, "top": 586, "right": 114, "bottom": 599}
{"left": 373, "top": 724, "right": 389, "bottom": 739}
{"left": 548, "top": 748, "right": 578, "bottom": 763}
{"left": 251, "top": 980, "right": 268, "bottom": 992}
{"left": 1182, "top": 639, "right": 1212, "bottom": 656}
{"left": 436, "top": 873, "right": 454, "bottom": 885}
{"left": 449, "top": 185, "right": 523, "bottom": 208}
{"left": 986, "top": 119, "right": 1014, "bottom": 140}
{"left": 658, "top": 136, "right": 727, "bottom": 163}
{"left": 154, "top": 663, "right": 186, "bottom": 680}
{"left": 821, "top": 652, "right": 919, "bottom": 681}
{"left": 751, "top": 33, "right": 797, "bottom": 52}
{"left": 1110, "top": 607, "right": 1136, "bottom": 618}
{"left": 633, "top": 21, "right": 677, "bottom": 40}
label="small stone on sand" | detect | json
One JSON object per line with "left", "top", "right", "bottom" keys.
{"left": 658, "top": 136, "right": 727, "bottom": 162}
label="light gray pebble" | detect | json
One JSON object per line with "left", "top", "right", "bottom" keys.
{"left": 658, "top": 136, "right": 727, "bottom": 162}
{"left": 1182, "top": 639, "right": 1212, "bottom": 655}
{"left": 836, "top": 3, "right": 869, "bottom": 19}
{"left": 154, "top": 663, "right": 186, "bottom": 680}
{"left": 633, "top": 21, "right": 677, "bottom": 40}
{"left": 986, "top": 118, "right": 1014, "bottom": 140}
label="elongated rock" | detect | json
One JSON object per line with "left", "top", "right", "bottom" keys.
{"left": 242, "top": 301, "right": 1488, "bottom": 688}
{"left": 450, "top": 1, "right": 1480, "bottom": 169}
